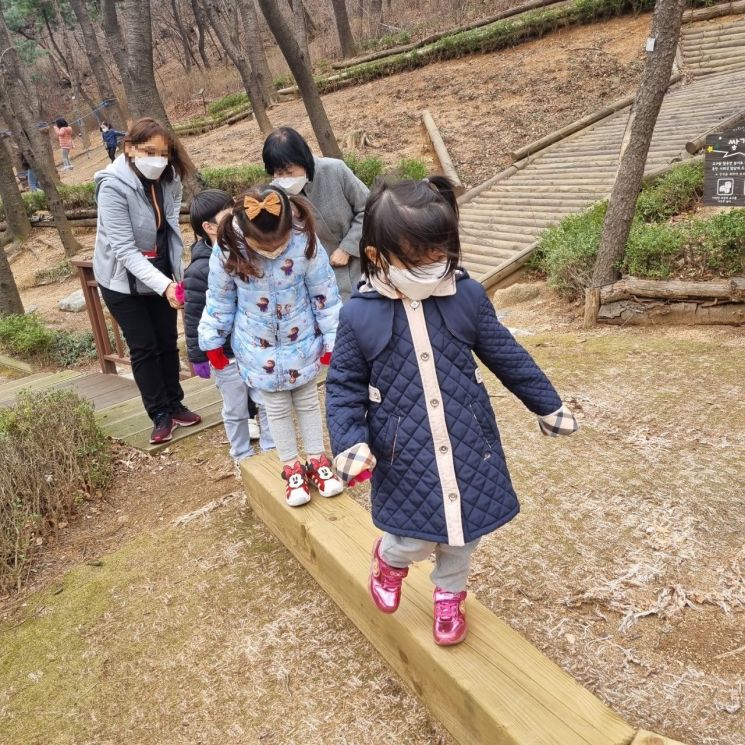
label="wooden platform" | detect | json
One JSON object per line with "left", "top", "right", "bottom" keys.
{"left": 240, "top": 452, "right": 686, "bottom": 745}
{"left": 0, "top": 370, "right": 223, "bottom": 453}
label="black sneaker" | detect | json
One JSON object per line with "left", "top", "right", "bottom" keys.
{"left": 171, "top": 404, "right": 202, "bottom": 427}
{"left": 150, "top": 412, "right": 175, "bottom": 444}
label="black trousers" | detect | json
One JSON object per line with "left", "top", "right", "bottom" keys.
{"left": 107, "top": 146, "right": 116, "bottom": 161}
{"left": 100, "top": 286, "right": 184, "bottom": 419}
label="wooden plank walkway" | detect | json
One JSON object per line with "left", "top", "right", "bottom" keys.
{"left": 459, "top": 63, "right": 745, "bottom": 287}
{"left": 680, "top": 13, "right": 745, "bottom": 76}
{"left": 0, "top": 370, "right": 222, "bottom": 453}
{"left": 240, "top": 452, "right": 684, "bottom": 745}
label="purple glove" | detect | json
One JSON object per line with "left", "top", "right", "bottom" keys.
{"left": 192, "top": 361, "right": 211, "bottom": 379}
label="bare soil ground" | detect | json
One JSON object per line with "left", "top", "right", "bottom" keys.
{"left": 62, "top": 13, "right": 649, "bottom": 190}
{"left": 1, "top": 284, "right": 742, "bottom": 745}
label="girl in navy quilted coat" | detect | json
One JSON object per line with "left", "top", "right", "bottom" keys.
{"left": 198, "top": 185, "right": 345, "bottom": 507}
{"left": 325, "top": 176, "right": 578, "bottom": 646}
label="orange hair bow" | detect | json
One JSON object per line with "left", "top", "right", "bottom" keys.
{"left": 244, "top": 191, "right": 282, "bottom": 221}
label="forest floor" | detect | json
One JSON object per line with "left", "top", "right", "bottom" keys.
{"left": 61, "top": 13, "right": 650, "bottom": 189}
{"left": 1, "top": 277, "right": 743, "bottom": 745}
{"left": 3, "top": 9, "right": 744, "bottom": 745}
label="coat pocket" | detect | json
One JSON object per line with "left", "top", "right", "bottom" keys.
{"left": 469, "top": 401, "right": 496, "bottom": 451}
{"left": 371, "top": 409, "right": 401, "bottom": 465}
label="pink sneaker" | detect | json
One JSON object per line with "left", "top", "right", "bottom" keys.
{"left": 369, "top": 537, "right": 408, "bottom": 614}
{"left": 433, "top": 588, "right": 468, "bottom": 646}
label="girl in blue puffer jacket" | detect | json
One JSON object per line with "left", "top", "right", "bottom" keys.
{"left": 198, "top": 185, "right": 344, "bottom": 507}
{"left": 325, "top": 176, "right": 578, "bottom": 646}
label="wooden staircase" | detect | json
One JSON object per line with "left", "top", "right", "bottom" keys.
{"left": 680, "top": 13, "right": 745, "bottom": 76}
{"left": 459, "top": 37, "right": 745, "bottom": 287}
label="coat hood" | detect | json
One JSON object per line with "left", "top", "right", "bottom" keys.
{"left": 189, "top": 238, "right": 214, "bottom": 263}
{"left": 94, "top": 153, "right": 142, "bottom": 196}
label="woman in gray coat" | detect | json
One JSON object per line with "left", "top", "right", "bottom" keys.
{"left": 262, "top": 127, "right": 369, "bottom": 301}
{"left": 93, "top": 117, "right": 201, "bottom": 445}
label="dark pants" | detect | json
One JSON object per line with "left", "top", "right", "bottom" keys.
{"left": 107, "top": 146, "right": 117, "bottom": 162}
{"left": 100, "top": 286, "right": 184, "bottom": 420}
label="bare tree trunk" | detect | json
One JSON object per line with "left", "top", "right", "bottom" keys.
{"left": 171, "top": 0, "right": 197, "bottom": 72}
{"left": 369, "top": 0, "right": 383, "bottom": 36}
{"left": 67, "top": 0, "right": 127, "bottom": 128}
{"left": 190, "top": 0, "right": 212, "bottom": 68}
{"left": 287, "top": 0, "right": 311, "bottom": 62}
{"left": 0, "top": 17, "right": 83, "bottom": 258}
{"left": 238, "top": 0, "right": 275, "bottom": 106}
{"left": 588, "top": 0, "right": 685, "bottom": 302}
{"left": 331, "top": 0, "right": 357, "bottom": 58}
{"left": 256, "top": 0, "right": 341, "bottom": 157}
{"left": 201, "top": 0, "right": 274, "bottom": 134}
{"left": 101, "top": 0, "right": 134, "bottom": 106}
{"left": 0, "top": 237, "right": 24, "bottom": 316}
{"left": 0, "top": 138, "right": 32, "bottom": 242}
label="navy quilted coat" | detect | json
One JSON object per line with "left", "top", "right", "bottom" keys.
{"left": 325, "top": 273, "right": 563, "bottom": 544}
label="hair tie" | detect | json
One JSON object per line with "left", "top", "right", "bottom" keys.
{"left": 243, "top": 191, "right": 282, "bottom": 221}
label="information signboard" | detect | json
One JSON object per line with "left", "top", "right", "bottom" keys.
{"left": 704, "top": 125, "right": 745, "bottom": 207}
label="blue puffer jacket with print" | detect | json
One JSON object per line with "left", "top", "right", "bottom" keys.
{"left": 198, "top": 230, "right": 341, "bottom": 392}
{"left": 326, "top": 273, "right": 564, "bottom": 544}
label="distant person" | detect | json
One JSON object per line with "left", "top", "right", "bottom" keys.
{"left": 262, "top": 126, "right": 369, "bottom": 302}
{"left": 198, "top": 184, "right": 343, "bottom": 506}
{"left": 184, "top": 188, "right": 275, "bottom": 468}
{"left": 21, "top": 154, "right": 39, "bottom": 192}
{"left": 99, "top": 121, "right": 125, "bottom": 162}
{"left": 325, "top": 176, "right": 578, "bottom": 646}
{"left": 53, "top": 118, "right": 74, "bottom": 171}
{"left": 92, "top": 117, "right": 202, "bottom": 445}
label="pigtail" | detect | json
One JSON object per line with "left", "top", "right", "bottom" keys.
{"left": 423, "top": 175, "right": 459, "bottom": 220}
{"left": 218, "top": 207, "right": 262, "bottom": 281}
{"left": 288, "top": 194, "right": 317, "bottom": 260}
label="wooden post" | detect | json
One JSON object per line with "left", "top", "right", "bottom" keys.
{"left": 685, "top": 107, "right": 745, "bottom": 154}
{"left": 583, "top": 287, "right": 601, "bottom": 328}
{"left": 421, "top": 110, "right": 464, "bottom": 194}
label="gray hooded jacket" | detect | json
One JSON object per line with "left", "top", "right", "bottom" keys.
{"left": 93, "top": 154, "right": 184, "bottom": 296}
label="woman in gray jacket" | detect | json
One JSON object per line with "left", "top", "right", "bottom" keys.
{"left": 93, "top": 117, "right": 201, "bottom": 444}
{"left": 262, "top": 127, "right": 369, "bottom": 301}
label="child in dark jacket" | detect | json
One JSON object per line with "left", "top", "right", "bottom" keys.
{"left": 325, "top": 176, "right": 578, "bottom": 646}
{"left": 99, "top": 121, "right": 125, "bottom": 162}
{"left": 184, "top": 189, "right": 274, "bottom": 465}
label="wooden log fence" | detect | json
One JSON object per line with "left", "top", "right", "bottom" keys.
{"left": 682, "top": 0, "right": 745, "bottom": 22}
{"left": 420, "top": 109, "right": 464, "bottom": 194}
{"left": 685, "top": 107, "right": 745, "bottom": 152}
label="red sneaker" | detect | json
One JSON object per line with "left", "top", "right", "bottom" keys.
{"left": 433, "top": 588, "right": 468, "bottom": 646}
{"left": 369, "top": 537, "right": 408, "bottom": 614}
{"left": 149, "top": 412, "right": 175, "bottom": 444}
{"left": 171, "top": 404, "right": 202, "bottom": 427}
{"left": 281, "top": 461, "right": 310, "bottom": 507}
{"left": 305, "top": 454, "right": 344, "bottom": 497}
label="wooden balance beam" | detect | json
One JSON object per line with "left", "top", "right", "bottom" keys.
{"left": 241, "top": 452, "right": 686, "bottom": 745}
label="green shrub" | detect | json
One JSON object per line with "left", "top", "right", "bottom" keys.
{"left": 343, "top": 154, "right": 384, "bottom": 187}
{"left": 623, "top": 222, "right": 686, "bottom": 279}
{"left": 0, "top": 389, "right": 112, "bottom": 592}
{"left": 392, "top": 158, "right": 429, "bottom": 181}
{"left": 689, "top": 210, "right": 745, "bottom": 275}
{"left": 0, "top": 313, "right": 53, "bottom": 357}
{"left": 207, "top": 91, "right": 249, "bottom": 116}
{"left": 533, "top": 201, "right": 607, "bottom": 298}
{"left": 636, "top": 160, "right": 704, "bottom": 222}
{"left": 0, "top": 313, "right": 97, "bottom": 366}
{"left": 200, "top": 165, "right": 269, "bottom": 193}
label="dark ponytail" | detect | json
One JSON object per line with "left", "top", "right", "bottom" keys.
{"left": 217, "top": 185, "right": 317, "bottom": 281}
{"left": 423, "top": 175, "right": 459, "bottom": 220}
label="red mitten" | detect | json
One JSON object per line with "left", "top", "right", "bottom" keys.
{"left": 347, "top": 469, "right": 372, "bottom": 487}
{"left": 174, "top": 281, "right": 185, "bottom": 305}
{"left": 320, "top": 351, "right": 332, "bottom": 366}
{"left": 206, "top": 348, "right": 230, "bottom": 370}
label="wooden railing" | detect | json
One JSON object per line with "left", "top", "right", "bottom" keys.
{"left": 72, "top": 260, "right": 130, "bottom": 375}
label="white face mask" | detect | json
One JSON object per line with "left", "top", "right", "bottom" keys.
{"left": 387, "top": 261, "right": 450, "bottom": 300}
{"left": 271, "top": 176, "right": 307, "bottom": 195}
{"left": 101, "top": 126, "right": 109, "bottom": 132}
{"left": 134, "top": 155, "right": 168, "bottom": 180}
{"left": 252, "top": 239, "right": 290, "bottom": 260}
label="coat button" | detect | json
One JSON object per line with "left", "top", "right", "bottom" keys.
{"left": 420, "top": 352, "right": 430, "bottom": 361}
{"left": 448, "top": 492, "right": 457, "bottom": 502}
{"left": 439, "top": 445, "right": 448, "bottom": 454}
{"left": 430, "top": 398, "right": 439, "bottom": 407}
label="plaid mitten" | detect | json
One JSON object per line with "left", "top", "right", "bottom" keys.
{"left": 538, "top": 403, "right": 578, "bottom": 436}
{"left": 333, "top": 443, "right": 377, "bottom": 485}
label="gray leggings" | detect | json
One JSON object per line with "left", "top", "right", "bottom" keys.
{"left": 380, "top": 533, "right": 481, "bottom": 593}
{"left": 260, "top": 380, "right": 325, "bottom": 462}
